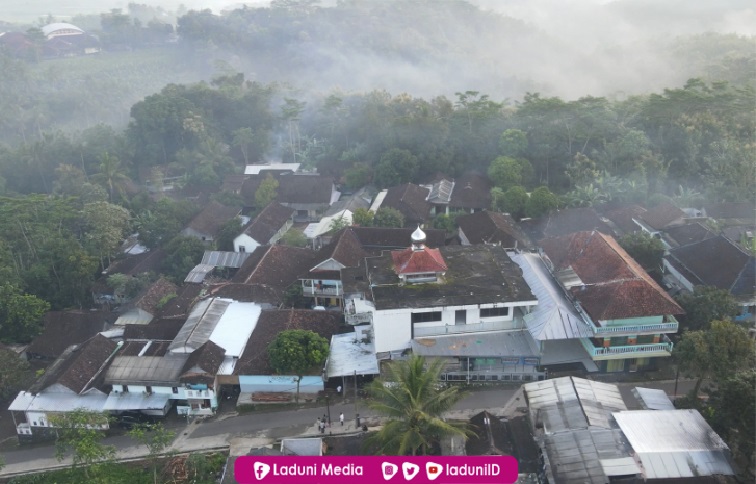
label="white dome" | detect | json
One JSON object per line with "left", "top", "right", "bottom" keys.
{"left": 411, "top": 226, "right": 426, "bottom": 244}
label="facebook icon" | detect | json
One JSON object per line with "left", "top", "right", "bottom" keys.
{"left": 253, "top": 462, "right": 271, "bottom": 480}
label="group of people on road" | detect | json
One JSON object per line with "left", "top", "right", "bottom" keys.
{"left": 317, "top": 413, "right": 345, "bottom": 433}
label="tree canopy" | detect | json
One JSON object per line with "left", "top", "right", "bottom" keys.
{"left": 674, "top": 320, "right": 756, "bottom": 397}
{"left": 366, "top": 355, "right": 471, "bottom": 456}
{"left": 267, "top": 329, "right": 329, "bottom": 402}
{"left": 674, "top": 286, "right": 739, "bottom": 331}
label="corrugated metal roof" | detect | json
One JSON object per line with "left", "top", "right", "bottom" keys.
{"left": 542, "top": 428, "right": 633, "bottom": 484}
{"left": 8, "top": 391, "right": 36, "bottom": 411}
{"left": 613, "top": 410, "right": 734, "bottom": 478}
{"left": 281, "top": 438, "right": 322, "bottom": 456}
{"left": 208, "top": 301, "right": 261, "bottom": 357}
{"left": 540, "top": 339, "right": 599, "bottom": 372}
{"left": 217, "top": 356, "right": 237, "bottom": 376}
{"left": 169, "top": 298, "right": 230, "bottom": 353}
{"left": 325, "top": 332, "right": 380, "bottom": 378}
{"left": 245, "top": 163, "right": 300, "bottom": 175}
{"left": 185, "top": 264, "right": 215, "bottom": 283}
{"left": 11, "top": 391, "right": 108, "bottom": 413}
{"left": 105, "top": 355, "right": 188, "bottom": 385}
{"left": 411, "top": 330, "right": 539, "bottom": 358}
{"left": 103, "top": 391, "right": 171, "bottom": 411}
{"left": 303, "top": 210, "right": 353, "bottom": 239}
{"left": 573, "top": 378, "right": 627, "bottom": 428}
{"left": 600, "top": 457, "right": 641, "bottom": 477}
{"left": 632, "top": 387, "right": 675, "bottom": 410}
{"left": 524, "top": 377, "right": 626, "bottom": 433}
{"left": 428, "top": 179, "right": 454, "bottom": 203}
{"left": 201, "top": 251, "right": 252, "bottom": 268}
{"left": 512, "top": 253, "right": 593, "bottom": 340}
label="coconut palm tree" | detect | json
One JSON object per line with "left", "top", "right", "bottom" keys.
{"left": 91, "top": 152, "right": 131, "bottom": 203}
{"left": 366, "top": 355, "right": 472, "bottom": 456}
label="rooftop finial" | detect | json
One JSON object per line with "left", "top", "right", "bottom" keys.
{"left": 411, "top": 225, "right": 426, "bottom": 251}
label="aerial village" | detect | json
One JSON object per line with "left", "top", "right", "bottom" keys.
{"left": 4, "top": 160, "right": 754, "bottom": 483}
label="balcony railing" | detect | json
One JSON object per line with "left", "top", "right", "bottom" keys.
{"left": 345, "top": 312, "right": 373, "bottom": 325}
{"left": 592, "top": 319, "right": 679, "bottom": 336}
{"left": 303, "top": 286, "right": 342, "bottom": 296}
{"left": 580, "top": 335, "right": 673, "bottom": 359}
{"left": 414, "top": 320, "right": 515, "bottom": 337}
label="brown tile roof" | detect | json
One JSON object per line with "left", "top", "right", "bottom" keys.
{"left": 348, "top": 226, "right": 446, "bottom": 250}
{"left": 662, "top": 222, "right": 716, "bottom": 248}
{"left": 456, "top": 210, "right": 533, "bottom": 248}
{"left": 236, "top": 245, "right": 319, "bottom": 292}
{"left": 205, "top": 283, "right": 282, "bottom": 305}
{"left": 26, "top": 311, "right": 116, "bottom": 360}
{"left": 542, "top": 207, "right": 615, "bottom": 238}
{"left": 123, "top": 319, "right": 186, "bottom": 341}
{"left": 449, "top": 172, "right": 492, "bottom": 210}
{"left": 313, "top": 228, "right": 368, "bottom": 269}
{"left": 221, "top": 174, "right": 249, "bottom": 193}
{"left": 639, "top": 202, "right": 685, "bottom": 230}
{"left": 118, "top": 340, "right": 171, "bottom": 357}
{"left": 668, "top": 235, "right": 755, "bottom": 298}
{"left": 92, "top": 249, "right": 167, "bottom": 294}
{"left": 234, "top": 309, "right": 343, "bottom": 376}
{"left": 31, "top": 334, "right": 117, "bottom": 394}
{"left": 392, "top": 246, "right": 448, "bottom": 274}
{"left": 603, "top": 205, "right": 647, "bottom": 235}
{"left": 155, "top": 284, "right": 203, "bottom": 319}
{"left": 230, "top": 245, "right": 270, "bottom": 283}
{"left": 185, "top": 201, "right": 241, "bottom": 238}
{"left": 132, "top": 277, "right": 179, "bottom": 315}
{"left": 704, "top": 202, "right": 755, "bottom": 220}
{"left": 241, "top": 173, "right": 335, "bottom": 206}
{"left": 381, "top": 183, "right": 431, "bottom": 225}
{"left": 180, "top": 340, "right": 226, "bottom": 385}
{"left": 540, "top": 231, "right": 683, "bottom": 320}
{"left": 242, "top": 202, "right": 294, "bottom": 243}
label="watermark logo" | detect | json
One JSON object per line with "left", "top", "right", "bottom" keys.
{"left": 253, "top": 462, "right": 271, "bottom": 480}
{"left": 381, "top": 462, "right": 399, "bottom": 481}
{"left": 425, "top": 462, "right": 443, "bottom": 481}
{"left": 402, "top": 462, "right": 420, "bottom": 481}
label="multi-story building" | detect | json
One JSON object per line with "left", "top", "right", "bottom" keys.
{"left": 539, "top": 231, "right": 684, "bottom": 372}
{"left": 342, "top": 227, "right": 542, "bottom": 382}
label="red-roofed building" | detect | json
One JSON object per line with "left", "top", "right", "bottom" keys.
{"left": 540, "top": 231, "right": 684, "bottom": 372}
{"left": 391, "top": 227, "right": 448, "bottom": 282}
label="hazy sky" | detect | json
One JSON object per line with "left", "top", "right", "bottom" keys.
{"left": 3, "top": 0, "right": 755, "bottom": 35}
{"left": 2, "top": 1, "right": 753, "bottom": 102}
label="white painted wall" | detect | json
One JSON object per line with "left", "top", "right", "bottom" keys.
{"left": 234, "top": 233, "right": 261, "bottom": 253}
{"left": 371, "top": 302, "right": 531, "bottom": 353}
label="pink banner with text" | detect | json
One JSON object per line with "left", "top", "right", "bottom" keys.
{"left": 235, "top": 456, "right": 518, "bottom": 484}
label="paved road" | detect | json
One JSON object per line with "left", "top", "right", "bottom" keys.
{"left": 0, "top": 379, "right": 698, "bottom": 474}
{"left": 191, "top": 385, "right": 521, "bottom": 439}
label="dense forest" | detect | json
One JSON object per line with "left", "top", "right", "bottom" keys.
{"left": 0, "top": 0, "right": 753, "bottom": 331}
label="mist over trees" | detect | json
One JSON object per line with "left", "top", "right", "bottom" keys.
{"left": 0, "top": 0, "right": 753, "bottom": 143}
{"left": 0, "top": 1, "right": 752, "bottom": 334}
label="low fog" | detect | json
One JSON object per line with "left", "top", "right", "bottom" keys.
{"left": 0, "top": 0, "right": 753, "bottom": 134}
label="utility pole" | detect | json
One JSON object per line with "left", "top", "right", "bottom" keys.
{"left": 354, "top": 370, "right": 359, "bottom": 427}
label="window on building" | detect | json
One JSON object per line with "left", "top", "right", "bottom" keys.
{"left": 407, "top": 273, "right": 437, "bottom": 282}
{"left": 172, "top": 387, "right": 179, "bottom": 394}
{"left": 122, "top": 385, "right": 129, "bottom": 393}
{"left": 411, "top": 311, "right": 442, "bottom": 323}
{"left": 239, "top": 246, "right": 246, "bottom": 253}
{"left": 146, "top": 386, "right": 152, "bottom": 394}
{"left": 480, "top": 307, "right": 509, "bottom": 317}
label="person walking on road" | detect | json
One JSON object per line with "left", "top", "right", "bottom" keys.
{"left": 339, "top": 412, "right": 344, "bottom": 426}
